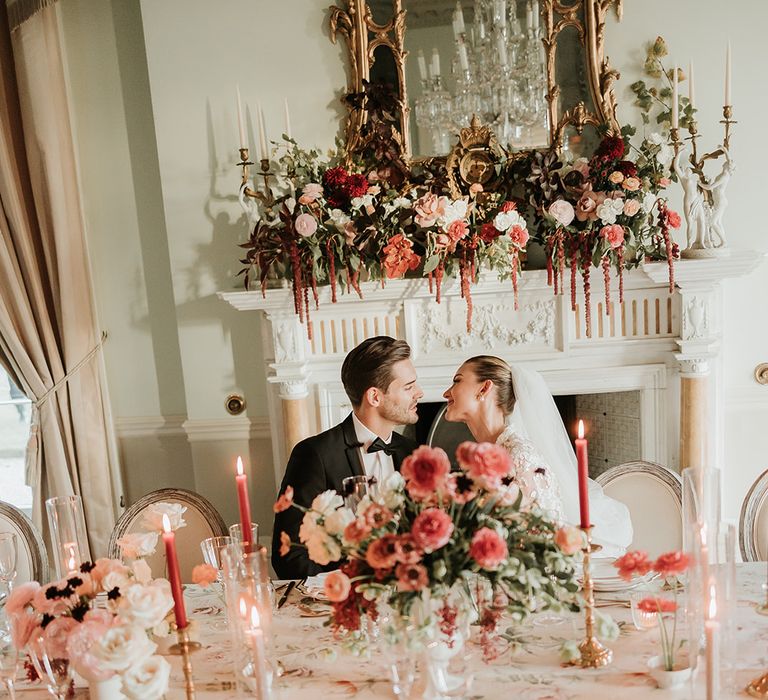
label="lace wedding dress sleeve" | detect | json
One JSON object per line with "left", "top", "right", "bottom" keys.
{"left": 496, "top": 426, "right": 564, "bottom": 523}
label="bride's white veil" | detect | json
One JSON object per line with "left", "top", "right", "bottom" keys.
{"left": 507, "top": 365, "right": 632, "bottom": 556}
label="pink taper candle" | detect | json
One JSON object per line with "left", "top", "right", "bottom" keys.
{"left": 236, "top": 456, "right": 254, "bottom": 551}
{"left": 162, "top": 514, "right": 187, "bottom": 629}
{"left": 575, "top": 420, "right": 590, "bottom": 528}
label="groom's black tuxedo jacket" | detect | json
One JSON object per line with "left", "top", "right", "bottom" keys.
{"left": 271, "top": 413, "right": 418, "bottom": 580}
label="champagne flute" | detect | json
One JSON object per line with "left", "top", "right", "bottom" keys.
{"left": 0, "top": 627, "right": 18, "bottom": 699}
{"left": 201, "top": 535, "right": 235, "bottom": 628}
{"left": 0, "top": 535, "right": 17, "bottom": 602}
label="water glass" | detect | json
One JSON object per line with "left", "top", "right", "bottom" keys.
{"left": 342, "top": 475, "right": 371, "bottom": 512}
{"left": 45, "top": 495, "right": 91, "bottom": 579}
{"left": 0, "top": 535, "right": 17, "bottom": 588}
{"left": 630, "top": 590, "right": 660, "bottom": 630}
{"left": 27, "top": 635, "right": 72, "bottom": 699}
{"left": 0, "top": 628, "right": 18, "bottom": 699}
{"left": 229, "top": 522, "right": 259, "bottom": 548}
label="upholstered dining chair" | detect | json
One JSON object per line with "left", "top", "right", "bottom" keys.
{"left": 108, "top": 488, "right": 227, "bottom": 583}
{"left": 595, "top": 460, "right": 683, "bottom": 557}
{"left": 739, "top": 469, "right": 768, "bottom": 562}
{"left": 0, "top": 500, "right": 48, "bottom": 584}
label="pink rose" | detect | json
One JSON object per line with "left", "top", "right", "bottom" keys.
{"left": 323, "top": 571, "right": 351, "bottom": 602}
{"left": 294, "top": 212, "right": 318, "bottom": 237}
{"left": 401, "top": 446, "right": 451, "bottom": 501}
{"left": 575, "top": 190, "right": 600, "bottom": 222}
{"left": 659, "top": 177, "right": 671, "bottom": 187}
{"left": 414, "top": 193, "right": 447, "bottom": 228}
{"left": 447, "top": 219, "right": 468, "bottom": 243}
{"left": 622, "top": 177, "right": 641, "bottom": 191}
{"left": 366, "top": 534, "right": 400, "bottom": 569}
{"left": 396, "top": 562, "right": 428, "bottom": 591}
{"left": 548, "top": 200, "right": 575, "bottom": 227}
{"left": 43, "top": 616, "right": 80, "bottom": 659}
{"left": 508, "top": 224, "right": 529, "bottom": 249}
{"left": 90, "top": 558, "right": 129, "bottom": 591}
{"left": 622, "top": 199, "right": 641, "bottom": 217}
{"left": 67, "top": 619, "right": 115, "bottom": 682}
{"left": 411, "top": 508, "right": 454, "bottom": 553}
{"left": 469, "top": 528, "right": 508, "bottom": 570}
{"left": 554, "top": 525, "right": 584, "bottom": 555}
{"left": 299, "top": 183, "right": 323, "bottom": 205}
{"left": 10, "top": 611, "right": 39, "bottom": 649}
{"left": 6, "top": 581, "right": 40, "bottom": 616}
{"left": 600, "top": 223, "right": 625, "bottom": 249}
{"left": 192, "top": 564, "right": 218, "bottom": 588}
{"left": 456, "top": 442, "right": 512, "bottom": 490}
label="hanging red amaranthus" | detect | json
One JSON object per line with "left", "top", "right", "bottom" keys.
{"left": 459, "top": 253, "right": 472, "bottom": 332}
{"left": 570, "top": 247, "right": 578, "bottom": 312}
{"left": 656, "top": 201, "right": 679, "bottom": 293}
{"left": 601, "top": 255, "right": 611, "bottom": 313}
{"left": 581, "top": 236, "right": 592, "bottom": 338}
{"left": 326, "top": 239, "right": 337, "bottom": 303}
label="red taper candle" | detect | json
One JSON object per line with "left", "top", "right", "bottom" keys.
{"left": 162, "top": 513, "right": 187, "bottom": 629}
{"left": 575, "top": 420, "right": 590, "bottom": 529}
{"left": 236, "top": 456, "right": 254, "bottom": 551}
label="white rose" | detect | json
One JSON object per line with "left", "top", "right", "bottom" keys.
{"left": 324, "top": 508, "right": 354, "bottom": 536}
{"left": 118, "top": 582, "right": 173, "bottom": 630}
{"left": 548, "top": 200, "right": 576, "bottom": 227}
{"left": 351, "top": 194, "right": 374, "bottom": 210}
{"left": 655, "top": 143, "right": 674, "bottom": 167}
{"left": 596, "top": 198, "right": 623, "bottom": 225}
{"left": 642, "top": 191, "right": 657, "bottom": 212}
{"left": 441, "top": 198, "right": 468, "bottom": 226}
{"left": 140, "top": 502, "right": 187, "bottom": 532}
{"left": 305, "top": 532, "right": 341, "bottom": 566}
{"left": 298, "top": 512, "right": 321, "bottom": 543}
{"left": 493, "top": 211, "right": 513, "bottom": 232}
{"left": 116, "top": 532, "right": 158, "bottom": 559}
{"left": 131, "top": 559, "right": 152, "bottom": 585}
{"left": 392, "top": 197, "right": 411, "bottom": 209}
{"left": 102, "top": 570, "right": 132, "bottom": 594}
{"left": 92, "top": 624, "right": 156, "bottom": 672}
{"left": 121, "top": 655, "right": 171, "bottom": 700}
{"left": 311, "top": 490, "right": 343, "bottom": 517}
{"left": 328, "top": 208, "right": 351, "bottom": 230}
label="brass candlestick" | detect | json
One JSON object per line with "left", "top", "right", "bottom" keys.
{"left": 746, "top": 671, "right": 768, "bottom": 698}
{"left": 237, "top": 147, "right": 276, "bottom": 213}
{"left": 578, "top": 526, "right": 613, "bottom": 668}
{"left": 721, "top": 104, "right": 736, "bottom": 152}
{"left": 169, "top": 625, "right": 201, "bottom": 700}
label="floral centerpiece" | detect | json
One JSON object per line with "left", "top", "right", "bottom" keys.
{"left": 275, "top": 443, "right": 581, "bottom": 661}
{"left": 614, "top": 549, "right": 690, "bottom": 674}
{"left": 7, "top": 558, "right": 174, "bottom": 700}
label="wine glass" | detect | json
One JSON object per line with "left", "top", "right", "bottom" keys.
{"left": 0, "top": 535, "right": 17, "bottom": 602}
{"left": 27, "top": 635, "right": 72, "bottom": 699}
{"left": 0, "top": 626, "right": 18, "bottom": 699}
{"left": 201, "top": 536, "right": 234, "bottom": 628}
{"left": 229, "top": 522, "right": 259, "bottom": 548}
{"left": 342, "top": 475, "right": 371, "bottom": 513}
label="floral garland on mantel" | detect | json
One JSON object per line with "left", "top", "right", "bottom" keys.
{"left": 239, "top": 98, "right": 679, "bottom": 341}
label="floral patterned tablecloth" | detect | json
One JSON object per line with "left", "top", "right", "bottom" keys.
{"left": 16, "top": 563, "right": 768, "bottom": 698}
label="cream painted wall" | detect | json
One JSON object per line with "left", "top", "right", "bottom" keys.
{"left": 58, "top": 0, "right": 767, "bottom": 531}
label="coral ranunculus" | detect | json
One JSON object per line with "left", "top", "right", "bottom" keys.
{"left": 411, "top": 508, "right": 454, "bottom": 553}
{"left": 456, "top": 441, "right": 512, "bottom": 489}
{"left": 273, "top": 485, "right": 294, "bottom": 513}
{"left": 469, "top": 528, "right": 508, "bottom": 570}
{"left": 613, "top": 550, "right": 652, "bottom": 581}
{"left": 382, "top": 233, "right": 421, "bottom": 279}
{"left": 653, "top": 551, "right": 689, "bottom": 578}
{"left": 665, "top": 210, "right": 682, "bottom": 229}
{"left": 324, "top": 570, "right": 352, "bottom": 602}
{"left": 400, "top": 445, "right": 451, "bottom": 500}
{"left": 366, "top": 534, "right": 400, "bottom": 569}
{"left": 396, "top": 562, "right": 429, "bottom": 591}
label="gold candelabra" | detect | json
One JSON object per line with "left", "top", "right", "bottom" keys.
{"left": 747, "top": 671, "right": 768, "bottom": 698}
{"left": 577, "top": 526, "right": 613, "bottom": 668}
{"left": 238, "top": 147, "right": 276, "bottom": 214}
{"left": 169, "top": 624, "right": 202, "bottom": 700}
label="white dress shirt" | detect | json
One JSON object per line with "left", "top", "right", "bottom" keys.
{"left": 351, "top": 413, "right": 395, "bottom": 487}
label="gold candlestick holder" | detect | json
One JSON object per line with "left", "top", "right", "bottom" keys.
{"left": 577, "top": 526, "right": 613, "bottom": 668}
{"left": 721, "top": 104, "right": 736, "bottom": 152}
{"left": 746, "top": 671, "right": 768, "bottom": 698}
{"left": 237, "top": 147, "right": 276, "bottom": 213}
{"left": 169, "top": 624, "right": 202, "bottom": 700}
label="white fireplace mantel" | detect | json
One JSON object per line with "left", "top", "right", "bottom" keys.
{"left": 220, "top": 250, "right": 765, "bottom": 483}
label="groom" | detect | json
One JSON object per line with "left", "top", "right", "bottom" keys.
{"left": 271, "top": 336, "right": 423, "bottom": 579}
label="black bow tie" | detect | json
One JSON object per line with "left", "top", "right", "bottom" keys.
{"left": 367, "top": 437, "right": 396, "bottom": 456}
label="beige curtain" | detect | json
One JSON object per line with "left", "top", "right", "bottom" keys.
{"left": 0, "top": 0, "right": 120, "bottom": 556}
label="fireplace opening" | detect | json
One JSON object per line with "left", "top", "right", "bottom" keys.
{"left": 402, "top": 391, "right": 641, "bottom": 478}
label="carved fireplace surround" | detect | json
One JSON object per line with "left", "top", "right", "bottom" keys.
{"left": 220, "top": 252, "right": 764, "bottom": 484}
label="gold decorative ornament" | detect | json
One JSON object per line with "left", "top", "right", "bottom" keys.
{"left": 756, "top": 363, "right": 768, "bottom": 386}
{"left": 445, "top": 114, "right": 506, "bottom": 198}
{"left": 225, "top": 394, "right": 247, "bottom": 416}
{"left": 576, "top": 526, "right": 613, "bottom": 668}
{"left": 747, "top": 671, "right": 768, "bottom": 698}
{"left": 329, "top": 0, "right": 624, "bottom": 168}
{"left": 169, "top": 624, "right": 201, "bottom": 700}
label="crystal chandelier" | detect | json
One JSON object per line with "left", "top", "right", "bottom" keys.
{"left": 413, "top": 0, "right": 548, "bottom": 155}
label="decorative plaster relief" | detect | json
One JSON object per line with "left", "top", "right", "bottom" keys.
{"left": 273, "top": 318, "right": 304, "bottom": 364}
{"left": 682, "top": 296, "right": 708, "bottom": 340}
{"left": 420, "top": 299, "right": 555, "bottom": 352}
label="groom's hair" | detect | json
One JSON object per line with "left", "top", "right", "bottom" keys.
{"left": 465, "top": 355, "right": 516, "bottom": 415}
{"left": 341, "top": 336, "right": 412, "bottom": 408}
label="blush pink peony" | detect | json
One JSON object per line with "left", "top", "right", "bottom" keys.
{"left": 411, "top": 508, "right": 454, "bottom": 553}
{"left": 400, "top": 446, "right": 451, "bottom": 501}
{"left": 600, "top": 223, "right": 625, "bottom": 249}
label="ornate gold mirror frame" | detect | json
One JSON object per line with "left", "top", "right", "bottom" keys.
{"left": 329, "top": 0, "right": 623, "bottom": 168}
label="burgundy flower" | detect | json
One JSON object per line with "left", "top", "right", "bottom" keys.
{"left": 595, "top": 136, "right": 625, "bottom": 161}
{"left": 479, "top": 223, "right": 500, "bottom": 244}
{"left": 616, "top": 160, "right": 638, "bottom": 178}
{"left": 322, "top": 166, "right": 349, "bottom": 189}
{"left": 344, "top": 173, "right": 369, "bottom": 199}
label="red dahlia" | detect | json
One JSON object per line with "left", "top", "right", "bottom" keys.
{"left": 322, "top": 166, "right": 349, "bottom": 189}
{"left": 345, "top": 173, "right": 369, "bottom": 199}
{"left": 595, "top": 136, "right": 625, "bottom": 161}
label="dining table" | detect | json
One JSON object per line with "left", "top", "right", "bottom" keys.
{"left": 12, "top": 562, "right": 768, "bottom": 698}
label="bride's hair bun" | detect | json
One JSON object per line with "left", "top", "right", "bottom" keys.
{"left": 465, "top": 355, "right": 516, "bottom": 416}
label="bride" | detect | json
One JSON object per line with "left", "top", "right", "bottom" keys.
{"left": 442, "top": 355, "right": 632, "bottom": 556}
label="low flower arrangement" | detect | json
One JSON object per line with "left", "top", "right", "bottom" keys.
{"left": 614, "top": 549, "right": 690, "bottom": 671}
{"left": 7, "top": 558, "right": 174, "bottom": 700}
{"left": 275, "top": 443, "right": 581, "bottom": 659}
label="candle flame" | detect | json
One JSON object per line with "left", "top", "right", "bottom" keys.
{"left": 239, "top": 596, "right": 247, "bottom": 619}
{"left": 707, "top": 581, "right": 717, "bottom": 619}
{"left": 67, "top": 545, "right": 76, "bottom": 572}
{"left": 236, "top": 456, "right": 244, "bottom": 476}
{"left": 250, "top": 605, "right": 260, "bottom": 628}
{"left": 700, "top": 522, "right": 708, "bottom": 547}
{"left": 162, "top": 513, "right": 172, "bottom": 533}
{"left": 577, "top": 420, "right": 584, "bottom": 440}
